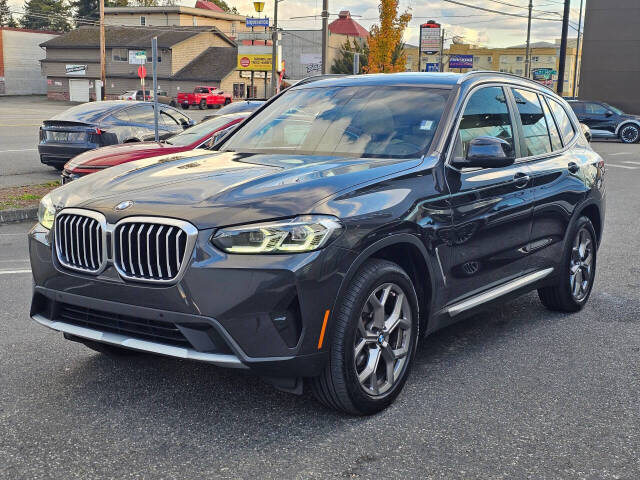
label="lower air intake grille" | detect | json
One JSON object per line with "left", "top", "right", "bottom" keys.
{"left": 57, "top": 303, "right": 191, "bottom": 348}
{"left": 113, "top": 218, "right": 197, "bottom": 283}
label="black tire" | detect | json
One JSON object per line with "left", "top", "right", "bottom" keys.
{"left": 207, "top": 104, "right": 213, "bottom": 109}
{"left": 224, "top": 98, "right": 231, "bottom": 105}
{"left": 310, "top": 259, "right": 420, "bottom": 415}
{"left": 54, "top": 164, "right": 64, "bottom": 171}
{"left": 170, "top": 100, "right": 177, "bottom": 107}
{"left": 81, "top": 340, "right": 146, "bottom": 358}
{"left": 538, "top": 216, "right": 597, "bottom": 312}
{"left": 199, "top": 99, "right": 207, "bottom": 110}
{"left": 619, "top": 124, "right": 640, "bottom": 144}
{"left": 182, "top": 104, "right": 189, "bottom": 110}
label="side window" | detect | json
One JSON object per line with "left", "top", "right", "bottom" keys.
{"left": 126, "top": 104, "right": 154, "bottom": 124}
{"left": 569, "top": 102, "right": 585, "bottom": 114}
{"left": 548, "top": 99, "right": 576, "bottom": 145}
{"left": 585, "top": 103, "right": 608, "bottom": 115}
{"left": 162, "top": 107, "right": 190, "bottom": 127}
{"left": 512, "top": 88, "right": 552, "bottom": 157}
{"left": 541, "top": 96, "right": 563, "bottom": 150}
{"left": 111, "top": 110, "right": 130, "bottom": 123}
{"left": 455, "top": 86, "right": 514, "bottom": 160}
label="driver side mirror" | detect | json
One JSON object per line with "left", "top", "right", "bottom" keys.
{"left": 452, "top": 136, "right": 515, "bottom": 169}
{"left": 605, "top": 110, "right": 614, "bottom": 117}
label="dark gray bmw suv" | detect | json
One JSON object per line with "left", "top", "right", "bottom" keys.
{"left": 29, "top": 72, "right": 605, "bottom": 415}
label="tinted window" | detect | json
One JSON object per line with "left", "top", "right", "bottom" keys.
{"left": 454, "top": 86, "right": 514, "bottom": 160}
{"left": 585, "top": 103, "right": 608, "bottom": 114}
{"left": 568, "top": 102, "right": 585, "bottom": 114}
{"left": 541, "top": 97, "right": 563, "bottom": 150}
{"left": 224, "top": 86, "right": 449, "bottom": 159}
{"left": 513, "top": 89, "right": 551, "bottom": 156}
{"left": 548, "top": 99, "right": 576, "bottom": 145}
{"left": 160, "top": 107, "right": 189, "bottom": 128}
{"left": 126, "top": 104, "right": 154, "bottom": 124}
{"left": 166, "top": 115, "right": 242, "bottom": 147}
{"left": 195, "top": 87, "right": 209, "bottom": 93}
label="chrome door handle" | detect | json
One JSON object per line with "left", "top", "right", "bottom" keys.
{"left": 568, "top": 162, "right": 580, "bottom": 174}
{"left": 513, "top": 172, "right": 530, "bottom": 188}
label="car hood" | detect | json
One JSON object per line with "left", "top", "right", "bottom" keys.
{"left": 66, "top": 142, "right": 189, "bottom": 170}
{"left": 51, "top": 150, "right": 422, "bottom": 228}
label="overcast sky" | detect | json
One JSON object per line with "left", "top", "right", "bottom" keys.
{"left": 8, "top": 0, "right": 583, "bottom": 48}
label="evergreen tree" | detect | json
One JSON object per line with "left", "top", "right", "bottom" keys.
{"left": 0, "top": 0, "right": 13, "bottom": 26}
{"left": 71, "top": 0, "right": 98, "bottom": 25}
{"left": 22, "top": 0, "right": 73, "bottom": 31}
{"left": 331, "top": 38, "right": 369, "bottom": 75}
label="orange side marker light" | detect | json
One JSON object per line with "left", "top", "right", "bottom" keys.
{"left": 317, "top": 310, "right": 330, "bottom": 349}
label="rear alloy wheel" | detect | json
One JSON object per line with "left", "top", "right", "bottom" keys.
{"left": 619, "top": 124, "right": 640, "bottom": 144}
{"left": 538, "top": 216, "right": 597, "bottom": 312}
{"left": 199, "top": 99, "right": 207, "bottom": 110}
{"left": 311, "top": 259, "right": 419, "bottom": 415}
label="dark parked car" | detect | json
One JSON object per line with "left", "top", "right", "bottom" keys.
{"left": 30, "top": 72, "right": 605, "bottom": 415}
{"left": 568, "top": 99, "right": 640, "bottom": 143}
{"left": 38, "top": 101, "right": 194, "bottom": 170}
{"left": 61, "top": 113, "right": 247, "bottom": 182}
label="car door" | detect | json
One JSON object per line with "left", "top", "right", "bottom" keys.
{"left": 582, "top": 102, "right": 617, "bottom": 136}
{"left": 444, "top": 85, "right": 535, "bottom": 303}
{"left": 125, "top": 103, "right": 170, "bottom": 140}
{"left": 522, "top": 93, "right": 589, "bottom": 273}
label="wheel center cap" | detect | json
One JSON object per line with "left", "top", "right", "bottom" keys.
{"left": 377, "top": 333, "right": 388, "bottom": 347}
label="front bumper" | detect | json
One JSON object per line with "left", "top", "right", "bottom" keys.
{"left": 29, "top": 223, "right": 355, "bottom": 377}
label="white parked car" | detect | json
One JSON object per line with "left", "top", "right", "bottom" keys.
{"left": 118, "top": 90, "right": 137, "bottom": 101}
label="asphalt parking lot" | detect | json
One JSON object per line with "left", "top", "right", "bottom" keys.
{"left": 0, "top": 96, "right": 216, "bottom": 187}
{"left": 1, "top": 134, "right": 640, "bottom": 478}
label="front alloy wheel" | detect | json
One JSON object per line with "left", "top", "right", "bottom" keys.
{"left": 311, "top": 259, "right": 419, "bottom": 415}
{"left": 354, "top": 283, "right": 412, "bottom": 396}
{"left": 620, "top": 124, "right": 640, "bottom": 143}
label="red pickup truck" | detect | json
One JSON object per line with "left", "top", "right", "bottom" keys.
{"left": 177, "top": 86, "right": 232, "bottom": 110}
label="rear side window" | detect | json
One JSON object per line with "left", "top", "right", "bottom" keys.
{"left": 512, "top": 88, "right": 551, "bottom": 157}
{"left": 585, "top": 103, "right": 608, "bottom": 114}
{"left": 126, "top": 104, "right": 154, "bottom": 124}
{"left": 548, "top": 99, "right": 576, "bottom": 145}
{"left": 569, "top": 102, "right": 585, "bottom": 114}
{"left": 455, "top": 86, "right": 515, "bottom": 160}
{"left": 541, "top": 97, "right": 563, "bottom": 150}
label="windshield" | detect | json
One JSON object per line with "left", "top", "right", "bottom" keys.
{"left": 165, "top": 115, "right": 240, "bottom": 146}
{"left": 222, "top": 85, "right": 450, "bottom": 159}
{"left": 605, "top": 103, "right": 624, "bottom": 115}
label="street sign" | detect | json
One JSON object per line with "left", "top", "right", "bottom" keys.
{"left": 425, "top": 63, "right": 439, "bottom": 72}
{"left": 420, "top": 22, "right": 441, "bottom": 55}
{"left": 129, "top": 50, "right": 146, "bottom": 65}
{"left": 246, "top": 17, "right": 270, "bottom": 27}
{"left": 137, "top": 65, "right": 147, "bottom": 78}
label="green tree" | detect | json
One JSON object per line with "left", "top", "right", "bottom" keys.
{"left": 0, "top": 0, "right": 13, "bottom": 26}
{"left": 331, "top": 38, "right": 369, "bottom": 74}
{"left": 21, "top": 0, "right": 73, "bottom": 31}
{"left": 71, "top": 0, "right": 97, "bottom": 25}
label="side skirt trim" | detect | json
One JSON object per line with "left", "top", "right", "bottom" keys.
{"left": 31, "top": 314, "right": 248, "bottom": 368}
{"left": 446, "top": 268, "right": 554, "bottom": 317}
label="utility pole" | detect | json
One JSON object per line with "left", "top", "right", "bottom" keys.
{"left": 439, "top": 28, "right": 445, "bottom": 72}
{"left": 321, "top": 0, "right": 329, "bottom": 74}
{"left": 524, "top": 0, "right": 532, "bottom": 78}
{"left": 99, "top": 0, "right": 105, "bottom": 100}
{"left": 572, "top": 0, "right": 584, "bottom": 97}
{"left": 557, "top": 0, "right": 571, "bottom": 95}
{"left": 152, "top": 37, "right": 159, "bottom": 142}
{"left": 270, "top": 0, "right": 279, "bottom": 96}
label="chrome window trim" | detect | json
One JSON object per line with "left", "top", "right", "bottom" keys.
{"left": 112, "top": 216, "right": 198, "bottom": 285}
{"left": 54, "top": 208, "right": 108, "bottom": 275}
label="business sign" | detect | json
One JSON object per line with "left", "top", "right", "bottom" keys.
{"left": 449, "top": 55, "right": 474, "bottom": 69}
{"left": 237, "top": 54, "right": 272, "bottom": 71}
{"left": 532, "top": 68, "right": 554, "bottom": 87}
{"left": 246, "top": 17, "right": 270, "bottom": 27}
{"left": 129, "top": 50, "right": 146, "bottom": 65}
{"left": 65, "top": 64, "right": 87, "bottom": 76}
{"left": 425, "top": 63, "right": 439, "bottom": 72}
{"left": 420, "top": 22, "right": 441, "bottom": 54}
{"left": 237, "top": 32, "right": 272, "bottom": 41}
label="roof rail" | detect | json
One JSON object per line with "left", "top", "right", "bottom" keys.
{"left": 458, "top": 70, "right": 554, "bottom": 93}
{"left": 293, "top": 74, "right": 347, "bottom": 87}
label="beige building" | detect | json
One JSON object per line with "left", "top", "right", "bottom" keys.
{"left": 39, "top": 25, "right": 249, "bottom": 102}
{"left": 414, "top": 38, "right": 582, "bottom": 96}
{"left": 104, "top": 5, "right": 250, "bottom": 39}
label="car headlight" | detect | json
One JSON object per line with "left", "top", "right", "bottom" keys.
{"left": 37, "top": 193, "right": 56, "bottom": 230}
{"left": 212, "top": 215, "right": 343, "bottom": 254}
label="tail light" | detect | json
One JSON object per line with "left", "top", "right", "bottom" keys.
{"left": 88, "top": 127, "right": 103, "bottom": 144}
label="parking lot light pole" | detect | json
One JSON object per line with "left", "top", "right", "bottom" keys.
{"left": 152, "top": 37, "right": 159, "bottom": 142}
{"left": 270, "top": 0, "right": 283, "bottom": 97}
{"left": 99, "top": 0, "right": 105, "bottom": 100}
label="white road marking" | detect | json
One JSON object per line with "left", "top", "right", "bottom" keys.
{"left": 608, "top": 152, "right": 634, "bottom": 156}
{"left": 607, "top": 164, "right": 637, "bottom": 169}
{"left": 0, "top": 269, "right": 32, "bottom": 275}
{"left": 0, "top": 148, "right": 37, "bottom": 153}
{"left": 622, "top": 161, "right": 640, "bottom": 166}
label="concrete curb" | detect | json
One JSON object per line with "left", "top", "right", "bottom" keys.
{"left": 0, "top": 207, "right": 38, "bottom": 225}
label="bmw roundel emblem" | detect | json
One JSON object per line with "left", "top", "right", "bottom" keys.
{"left": 114, "top": 200, "right": 134, "bottom": 211}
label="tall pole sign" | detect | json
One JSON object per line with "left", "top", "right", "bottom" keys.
{"left": 152, "top": 37, "right": 159, "bottom": 142}
{"left": 419, "top": 21, "right": 440, "bottom": 73}
{"left": 99, "top": 0, "right": 105, "bottom": 100}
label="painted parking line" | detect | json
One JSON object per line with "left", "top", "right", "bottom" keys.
{"left": 622, "top": 161, "right": 640, "bottom": 166}
{"left": 607, "top": 164, "right": 637, "bottom": 169}
{"left": 0, "top": 148, "right": 38, "bottom": 153}
{"left": 0, "top": 269, "right": 32, "bottom": 275}
{"left": 608, "top": 152, "right": 634, "bottom": 156}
